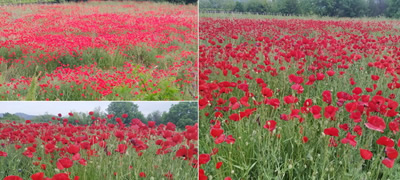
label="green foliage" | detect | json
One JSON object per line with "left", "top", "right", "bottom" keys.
{"left": 246, "top": 0, "right": 269, "bottom": 14}
{"left": 233, "top": 2, "right": 245, "bottom": 12}
{"left": 25, "top": 72, "right": 40, "bottom": 101}
{"left": 161, "top": 102, "right": 197, "bottom": 129}
{"left": 132, "top": 0, "right": 196, "bottom": 4}
{"left": 146, "top": 110, "right": 163, "bottom": 125}
{"left": 0, "top": 113, "right": 24, "bottom": 122}
{"left": 278, "top": 0, "right": 300, "bottom": 15}
{"left": 386, "top": 0, "right": 400, "bottom": 18}
{"left": 31, "top": 114, "right": 56, "bottom": 123}
{"left": 200, "top": 0, "right": 400, "bottom": 18}
{"left": 0, "top": 0, "right": 56, "bottom": 5}
{"left": 106, "top": 102, "right": 146, "bottom": 124}
{"left": 335, "top": 0, "right": 367, "bottom": 17}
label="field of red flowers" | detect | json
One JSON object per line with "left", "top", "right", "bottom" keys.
{"left": 0, "top": 2, "right": 197, "bottom": 100}
{"left": 199, "top": 17, "right": 400, "bottom": 179}
{"left": 0, "top": 112, "right": 198, "bottom": 179}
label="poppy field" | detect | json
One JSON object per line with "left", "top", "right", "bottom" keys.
{"left": 199, "top": 17, "right": 400, "bottom": 179}
{"left": 0, "top": 1, "right": 197, "bottom": 101}
{"left": 0, "top": 112, "right": 198, "bottom": 180}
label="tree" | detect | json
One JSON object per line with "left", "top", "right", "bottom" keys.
{"left": 0, "top": 113, "right": 24, "bottom": 123}
{"left": 335, "top": 0, "right": 367, "bottom": 17}
{"left": 299, "top": 0, "right": 316, "bottom": 15}
{"left": 222, "top": 0, "right": 236, "bottom": 11}
{"left": 314, "top": 0, "right": 337, "bottom": 16}
{"left": 246, "top": 0, "right": 269, "bottom": 14}
{"left": 278, "top": 0, "right": 300, "bottom": 15}
{"left": 32, "top": 113, "right": 55, "bottom": 123}
{"left": 162, "top": 102, "right": 197, "bottom": 129}
{"left": 166, "top": 0, "right": 197, "bottom": 4}
{"left": 386, "top": 0, "right": 400, "bottom": 18}
{"left": 106, "top": 102, "right": 146, "bottom": 125}
{"left": 146, "top": 110, "right": 163, "bottom": 125}
{"left": 233, "top": 2, "right": 245, "bottom": 12}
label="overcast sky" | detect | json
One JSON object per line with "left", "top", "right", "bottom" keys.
{"left": 0, "top": 101, "right": 181, "bottom": 116}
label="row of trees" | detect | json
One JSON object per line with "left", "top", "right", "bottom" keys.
{"left": 58, "top": 0, "right": 196, "bottom": 4}
{"left": 200, "top": 0, "right": 400, "bottom": 18}
{"left": 0, "top": 102, "right": 198, "bottom": 130}
{"left": 105, "top": 102, "right": 198, "bottom": 129}
{"left": 0, "top": 113, "right": 24, "bottom": 122}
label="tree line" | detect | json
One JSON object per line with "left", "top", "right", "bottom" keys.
{"left": 0, "top": 102, "right": 198, "bottom": 130}
{"left": 200, "top": 0, "right": 400, "bottom": 18}
{"left": 58, "top": 0, "right": 196, "bottom": 4}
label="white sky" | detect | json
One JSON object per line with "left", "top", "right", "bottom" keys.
{"left": 0, "top": 101, "right": 181, "bottom": 116}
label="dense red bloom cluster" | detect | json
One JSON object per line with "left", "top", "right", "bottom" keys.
{"left": 199, "top": 17, "right": 400, "bottom": 178}
{"left": 0, "top": 112, "right": 198, "bottom": 178}
{"left": 0, "top": 2, "right": 197, "bottom": 100}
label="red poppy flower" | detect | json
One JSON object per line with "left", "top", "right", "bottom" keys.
{"left": 316, "top": 73, "right": 325, "bottom": 80}
{"left": 229, "top": 113, "right": 240, "bottom": 121}
{"left": 199, "top": 154, "right": 211, "bottom": 165}
{"left": 148, "top": 121, "right": 156, "bottom": 127}
{"left": 359, "top": 148, "right": 373, "bottom": 160}
{"left": 327, "top": 70, "right": 335, "bottom": 76}
{"left": 240, "top": 96, "right": 250, "bottom": 107}
{"left": 210, "top": 127, "right": 224, "bottom": 138}
{"left": 329, "top": 137, "right": 338, "bottom": 147}
{"left": 4, "top": 176, "right": 23, "bottom": 180}
{"left": 215, "top": 112, "right": 223, "bottom": 118}
{"left": 371, "top": 75, "right": 380, "bottom": 81}
{"left": 261, "top": 87, "right": 273, "bottom": 97}
{"left": 341, "top": 132, "right": 357, "bottom": 147}
{"left": 377, "top": 136, "right": 395, "bottom": 147}
{"left": 0, "top": 151, "right": 7, "bottom": 157}
{"left": 56, "top": 157, "right": 73, "bottom": 170}
{"left": 324, "top": 106, "right": 338, "bottom": 120}
{"left": 52, "top": 173, "right": 70, "bottom": 180}
{"left": 216, "top": 161, "right": 223, "bottom": 169}
{"left": 324, "top": 127, "right": 339, "bottom": 137}
{"left": 225, "top": 135, "right": 236, "bottom": 144}
{"left": 199, "top": 169, "right": 207, "bottom": 180}
{"left": 385, "top": 147, "right": 398, "bottom": 159}
{"left": 382, "top": 158, "right": 394, "bottom": 168}
{"left": 67, "top": 144, "right": 80, "bottom": 155}
{"left": 365, "top": 116, "right": 386, "bottom": 132}
{"left": 266, "top": 98, "right": 280, "bottom": 108}
{"left": 339, "top": 124, "right": 349, "bottom": 131}
{"left": 284, "top": 95, "right": 298, "bottom": 104}
{"left": 288, "top": 74, "right": 304, "bottom": 84}
{"left": 263, "top": 120, "right": 277, "bottom": 132}
{"left": 139, "top": 172, "right": 146, "bottom": 178}
{"left": 115, "top": 144, "right": 128, "bottom": 154}
{"left": 164, "top": 172, "right": 173, "bottom": 180}
{"left": 310, "top": 105, "right": 322, "bottom": 119}
{"left": 302, "top": 136, "right": 308, "bottom": 143}
{"left": 352, "top": 87, "right": 362, "bottom": 94}
{"left": 389, "top": 121, "right": 399, "bottom": 134}
{"left": 31, "top": 172, "right": 44, "bottom": 180}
